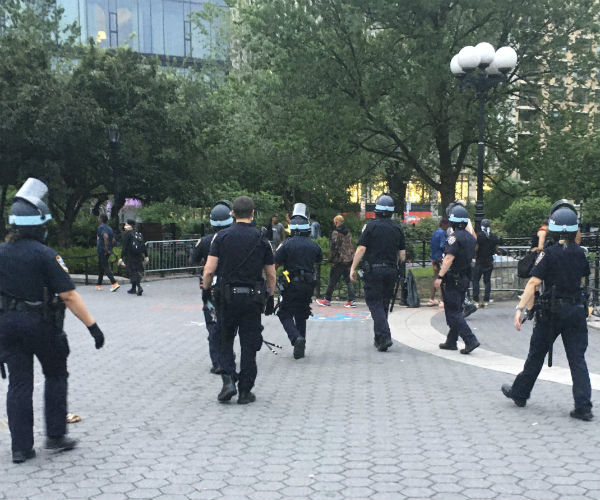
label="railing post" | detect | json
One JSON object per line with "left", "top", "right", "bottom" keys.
{"left": 595, "top": 231, "right": 599, "bottom": 306}
{"left": 422, "top": 240, "right": 426, "bottom": 268}
{"left": 84, "top": 256, "right": 89, "bottom": 285}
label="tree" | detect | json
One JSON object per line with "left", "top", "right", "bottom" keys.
{"left": 233, "top": 0, "right": 598, "bottom": 212}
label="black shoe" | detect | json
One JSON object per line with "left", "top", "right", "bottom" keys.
{"left": 45, "top": 436, "right": 77, "bottom": 453}
{"left": 127, "top": 288, "right": 136, "bottom": 294}
{"left": 501, "top": 383, "right": 526, "bottom": 407}
{"left": 237, "top": 391, "right": 256, "bottom": 405}
{"left": 137, "top": 286, "right": 143, "bottom": 296}
{"left": 463, "top": 302, "right": 478, "bottom": 318}
{"left": 217, "top": 374, "right": 237, "bottom": 402}
{"left": 12, "top": 448, "right": 36, "bottom": 464}
{"left": 377, "top": 339, "right": 393, "bottom": 352}
{"left": 210, "top": 366, "right": 222, "bottom": 375}
{"left": 570, "top": 408, "right": 594, "bottom": 421}
{"left": 439, "top": 342, "right": 458, "bottom": 350}
{"left": 460, "top": 340, "right": 480, "bottom": 354}
{"left": 293, "top": 337, "right": 306, "bottom": 359}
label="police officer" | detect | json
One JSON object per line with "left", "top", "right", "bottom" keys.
{"left": 434, "top": 204, "right": 480, "bottom": 354}
{"left": 0, "top": 179, "right": 105, "bottom": 463}
{"left": 350, "top": 194, "right": 405, "bottom": 352}
{"left": 202, "top": 196, "right": 276, "bottom": 404}
{"left": 274, "top": 203, "right": 323, "bottom": 359}
{"left": 189, "top": 201, "right": 233, "bottom": 374}
{"left": 502, "top": 204, "right": 593, "bottom": 420}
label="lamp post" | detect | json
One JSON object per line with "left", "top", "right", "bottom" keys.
{"left": 108, "top": 125, "right": 120, "bottom": 223}
{"left": 450, "top": 43, "right": 517, "bottom": 230}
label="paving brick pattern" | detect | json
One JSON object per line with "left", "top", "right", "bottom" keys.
{"left": 1, "top": 278, "right": 599, "bottom": 499}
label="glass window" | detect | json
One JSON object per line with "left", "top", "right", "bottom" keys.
{"left": 140, "top": 0, "right": 153, "bottom": 53}
{"left": 549, "top": 86, "right": 566, "bottom": 102}
{"left": 87, "top": 0, "right": 109, "bottom": 48}
{"left": 117, "top": 0, "right": 139, "bottom": 50}
{"left": 549, "top": 60, "right": 568, "bottom": 79}
{"left": 164, "top": 0, "right": 184, "bottom": 57}
{"left": 548, "top": 110, "right": 565, "bottom": 132}
{"left": 151, "top": 0, "right": 164, "bottom": 55}
{"left": 58, "top": 0, "right": 81, "bottom": 37}
{"left": 518, "top": 109, "right": 536, "bottom": 123}
{"left": 572, "top": 87, "right": 590, "bottom": 105}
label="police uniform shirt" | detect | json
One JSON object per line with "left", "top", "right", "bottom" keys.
{"left": 210, "top": 222, "right": 274, "bottom": 285}
{"left": 190, "top": 233, "right": 215, "bottom": 265}
{"left": 444, "top": 229, "right": 476, "bottom": 276}
{"left": 0, "top": 239, "right": 75, "bottom": 301}
{"left": 274, "top": 236, "right": 323, "bottom": 272}
{"left": 531, "top": 242, "right": 590, "bottom": 296}
{"left": 357, "top": 218, "right": 405, "bottom": 265}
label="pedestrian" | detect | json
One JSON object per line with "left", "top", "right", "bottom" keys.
{"left": 434, "top": 203, "right": 480, "bottom": 354}
{"left": 274, "top": 203, "right": 323, "bottom": 359}
{"left": 202, "top": 196, "right": 276, "bottom": 404}
{"left": 264, "top": 213, "right": 286, "bottom": 250}
{"left": 502, "top": 203, "right": 593, "bottom": 421}
{"left": 472, "top": 218, "right": 500, "bottom": 308}
{"left": 428, "top": 217, "right": 449, "bottom": 306}
{"left": 309, "top": 213, "right": 321, "bottom": 239}
{"left": 530, "top": 218, "right": 549, "bottom": 253}
{"left": 0, "top": 178, "right": 106, "bottom": 464}
{"left": 189, "top": 200, "right": 233, "bottom": 374}
{"left": 349, "top": 194, "right": 406, "bottom": 352}
{"left": 120, "top": 219, "right": 149, "bottom": 296}
{"left": 96, "top": 214, "right": 120, "bottom": 292}
{"left": 317, "top": 215, "right": 357, "bottom": 307}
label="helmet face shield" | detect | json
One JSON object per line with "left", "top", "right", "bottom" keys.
{"left": 374, "top": 194, "right": 394, "bottom": 216}
{"left": 210, "top": 203, "right": 233, "bottom": 228}
{"left": 9, "top": 178, "right": 52, "bottom": 226}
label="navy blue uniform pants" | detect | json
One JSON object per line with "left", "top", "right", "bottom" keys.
{"left": 202, "top": 303, "right": 221, "bottom": 369}
{"left": 219, "top": 295, "right": 263, "bottom": 393}
{"left": 277, "top": 282, "right": 312, "bottom": 345}
{"left": 0, "top": 313, "right": 69, "bottom": 452}
{"left": 97, "top": 252, "right": 116, "bottom": 285}
{"left": 324, "top": 263, "right": 355, "bottom": 302}
{"left": 441, "top": 280, "right": 478, "bottom": 346}
{"left": 364, "top": 267, "right": 397, "bottom": 344}
{"left": 512, "top": 304, "right": 592, "bottom": 411}
{"left": 472, "top": 264, "right": 493, "bottom": 302}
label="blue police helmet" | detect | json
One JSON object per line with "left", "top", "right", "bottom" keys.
{"left": 374, "top": 194, "right": 394, "bottom": 217}
{"left": 210, "top": 203, "right": 233, "bottom": 229}
{"left": 548, "top": 206, "right": 578, "bottom": 234}
{"left": 549, "top": 199, "right": 576, "bottom": 217}
{"left": 448, "top": 204, "right": 469, "bottom": 224}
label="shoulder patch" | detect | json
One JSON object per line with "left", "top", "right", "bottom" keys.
{"left": 56, "top": 255, "right": 69, "bottom": 273}
{"left": 535, "top": 251, "right": 545, "bottom": 266}
{"left": 447, "top": 235, "right": 456, "bottom": 245}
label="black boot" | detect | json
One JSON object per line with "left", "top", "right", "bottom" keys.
{"left": 501, "top": 383, "right": 526, "bottom": 407}
{"left": 460, "top": 339, "right": 480, "bottom": 354}
{"left": 237, "top": 391, "right": 256, "bottom": 404}
{"left": 12, "top": 448, "right": 36, "bottom": 464}
{"left": 137, "top": 285, "right": 143, "bottom": 296}
{"left": 45, "top": 436, "right": 78, "bottom": 453}
{"left": 439, "top": 342, "right": 458, "bottom": 350}
{"left": 293, "top": 336, "right": 306, "bottom": 359}
{"left": 217, "top": 374, "right": 237, "bottom": 402}
{"left": 377, "top": 339, "right": 393, "bottom": 352}
{"left": 127, "top": 287, "right": 136, "bottom": 294}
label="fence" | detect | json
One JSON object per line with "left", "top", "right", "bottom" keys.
{"left": 145, "top": 239, "right": 200, "bottom": 273}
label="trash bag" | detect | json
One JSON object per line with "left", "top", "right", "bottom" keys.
{"left": 405, "top": 270, "right": 420, "bottom": 308}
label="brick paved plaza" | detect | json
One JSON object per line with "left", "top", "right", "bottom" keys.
{"left": 1, "top": 277, "right": 599, "bottom": 500}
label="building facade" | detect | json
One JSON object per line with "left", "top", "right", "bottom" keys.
{"left": 58, "top": 0, "right": 228, "bottom": 59}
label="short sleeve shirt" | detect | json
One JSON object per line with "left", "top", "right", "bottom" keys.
{"left": 97, "top": 224, "right": 114, "bottom": 254}
{"left": 531, "top": 241, "right": 590, "bottom": 296}
{"left": 274, "top": 236, "right": 323, "bottom": 272}
{"left": 190, "top": 233, "right": 215, "bottom": 265}
{"left": 210, "top": 222, "right": 274, "bottom": 285}
{"left": 444, "top": 229, "right": 476, "bottom": 275}
{"left": 357, "top": 218, "right": 405, "bottom": 265}
{"left": 0, "top": 238, "right": 75, "bottom": 301}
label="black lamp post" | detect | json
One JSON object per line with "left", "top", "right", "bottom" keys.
{"left": 450, "top": 43, "right": 517, "bottom": 231}
{"left": 108, "top": 125, "right": 120, "bottom": 222}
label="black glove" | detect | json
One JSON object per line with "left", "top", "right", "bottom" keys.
{"left": 264, "top": 295, "right": 275, "bottom": 316}
{"left": 87, "top": 323, "right": 105, "bottom": 349}
{"left": 202, "top": 287, "right": 212, "bottom": 304}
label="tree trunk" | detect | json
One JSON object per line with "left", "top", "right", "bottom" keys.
{"left": 110, "top": 193, "right": 126, "bottom": 229}
{"left": 385, "top": 161, "right": 411, "bottom": 221}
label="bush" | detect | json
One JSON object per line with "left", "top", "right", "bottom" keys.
{"left": 502, "top": 196, "right": 551, "bottom": 237}
{"left": 54, "top": 246, "right": 120, "bottom": 275}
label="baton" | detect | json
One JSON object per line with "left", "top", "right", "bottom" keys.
{"left": 263, "top": 340, "right": 283, "bottom": 355}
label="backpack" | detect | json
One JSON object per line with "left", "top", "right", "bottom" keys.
{"left": 404, "top": 270, "right": 420, "bottom": 308}
{"left": 130, "top": 231, "right": 145, "bottom": 256}
{"left": 339, "top": 231, "right": 355, "bottom": 263}
{"left": 517, "top": 252, "right": 536, "bottom": 279}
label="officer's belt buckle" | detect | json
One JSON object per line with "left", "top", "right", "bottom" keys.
{"left": 232, "top": 287, "right": 253, "bottom": 295}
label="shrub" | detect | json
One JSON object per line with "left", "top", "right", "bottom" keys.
{"left": 502, "top": 196, "right": 551, "bottom": 237}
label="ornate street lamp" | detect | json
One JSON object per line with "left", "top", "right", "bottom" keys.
{"left": 450, "top": 43, "right": 518, "bottom": 230}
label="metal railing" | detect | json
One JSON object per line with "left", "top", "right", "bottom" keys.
{"left": 145, "top": 239, "right": 200, "bottom": 273}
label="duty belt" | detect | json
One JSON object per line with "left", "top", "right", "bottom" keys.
{"left": 231, "top": 287, "right": 254, "bottom": 295}
{"left": 0, "top": 296, "right": 44, "bottom": 314}
{"left": 371, "top": 263, "right": 396, "bottom": 268}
